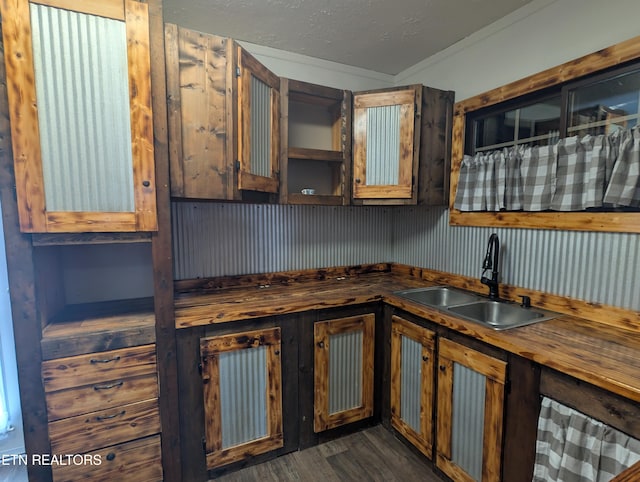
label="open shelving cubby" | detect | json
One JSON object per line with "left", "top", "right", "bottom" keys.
{"left": 280, "top": 78, "right": 352, "bottom": 205}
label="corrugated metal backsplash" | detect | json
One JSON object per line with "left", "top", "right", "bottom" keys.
{"left": 172, "top": 202, "right": 393, "bottom": 280}
{"left": 172, "top": 202, "right": 640, "bottom": 311}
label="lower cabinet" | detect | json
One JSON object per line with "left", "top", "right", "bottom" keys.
{"left": 199, "top": 327, "right": 284, "bottom": 469}
{"left": 435, "top": 337, "right": 507, "bottom": 482}
{"left": 389, "top": 315, "right": 435, "bottom": 458}
{"left": 313, "top": 313, "right": 375, "bottom": 432}
{"left": 41, "top": 344, "right": 162, "bottom": 482}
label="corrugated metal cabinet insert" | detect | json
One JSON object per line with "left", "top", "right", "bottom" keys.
{"left": 390, "top": 315, "right": 436, "bottom": 458}
{"left": 436, "top": 338, "right": 507, "bottom": 482}
{"left": 314, "top": 313, "right": 375, "bottom": 432}
{"left": 200, "top": 327, "right": 284, "bottom": 469}
{"left": 0, "top": 0, "right": 157, "bottom": 232}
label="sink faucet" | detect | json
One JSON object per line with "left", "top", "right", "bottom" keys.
{"left": 481, "top": 233, "right": 500, "bottom": 300}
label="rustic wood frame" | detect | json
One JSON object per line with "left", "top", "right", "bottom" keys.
{"left": 200, "top": 327, "right": 284, "bottom": 469}
{"left": 390, "top": 315, "right": 435, "bottom": 458}
{"left": 449, "top": 35, "right": 640, "bottom": 233}
{"left": 436, "top": 338, "right": 507, "bottom": 482}
{"left": 352, "top": 86, "right": 420, "bottom": 202}
{"left": 237, "top": 45, "right": 280, "bottom": 193}
{"left": 313, "top": 313, "right": 375, "bottom": 432}
{"left": 0, "top": 0, "right": 157, "bottom": 232}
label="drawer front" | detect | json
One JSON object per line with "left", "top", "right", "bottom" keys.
{"left": 46, "top": 373, "right": 159, "bottom": 421}
{"left": 51, "top": 435, "right": 162, "bottom": 482}
{"left": 42, "top": 344, "right": 157, "bottom": 393}
{"left": 49, "top": 398, "right": 160, "bottom": 455}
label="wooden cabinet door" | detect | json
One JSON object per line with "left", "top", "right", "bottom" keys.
{"left": 390, "top": 315, "right": 435, "bottom": 458}
{"left": 436, "top": 338, "right": 507, "bottom": 482}
{"left": 314, "top": 313, "right": 375, "bottom": 432}
{"left": 352, "top": 86, "right": 420, "bottom": 203}
{"left": 200, "top": 327, "right": 284, "bottom": 469}
{"left": 237, "top": 46, "right": 280, "bottom": 193}
{"left": 0, "top": 0, "right": 156, "bottom": 232}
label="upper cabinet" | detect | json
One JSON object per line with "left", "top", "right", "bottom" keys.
{"left": 0, "top": 0, "right": 157, "bottom": 232}
{"left": 165, "top": 25, "right": 279, "bottom": 201}
{"left": 352, "top": 86, "right": 420, "bottom": 204}
{"left": 352, "top": 85, "right": 454, "bottom": 206}
{"left": 280, "top": 79, "right": 352, "bottom": 205}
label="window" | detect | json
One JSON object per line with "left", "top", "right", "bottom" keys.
{"left": 466, "top": 62, "right": 640, "bottom": 154}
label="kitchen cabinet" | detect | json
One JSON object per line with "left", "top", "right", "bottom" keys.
{"left": 389, "top": 315, "right": 435, "bottom": 458}
{"left": 314, "top": 313, "right": 375, "bottom": 432}
{"left": 41, "top": 344, "right": 162, "bottom": 481}
{"left": 436, "top": 337, "right": 507, "bottom": 482}
{"left": 352, "top": 85, "right": 454, "bottom": 205}
{"left": 280, "top": 78, "right": 352, "bottom": 205}
{"left": 199, "top": 327, "right": 284, "bottom": 469}
{"left": 0, "top": 0, "right": 157, "bottom": 233}
{"left": 165, "top": 25, "right": 280, "bottom": 201}
{"left": 352, "top": 86, "right": 421, "bottom": 204}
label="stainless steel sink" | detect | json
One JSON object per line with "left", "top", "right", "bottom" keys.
{"left": 394, "top": 286, "right": 481, "bottom": 307}
{"left": 394, "top": 286, "right": 558, "bottom": 330}
{"left": 447, "top": 300, "right": 558, "bottom": 330}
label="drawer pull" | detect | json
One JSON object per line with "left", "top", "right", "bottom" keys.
{"left": 90, "top": 356, "right": 121, "bottom": 364}
{"left": 93, "top": 381, "right": 124, "bottom": 391}
{"left": 96, "top": 410, "right": 126, "bottom": 422}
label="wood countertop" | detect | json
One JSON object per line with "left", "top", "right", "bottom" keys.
{"left": 174, "top": 265, "right": 640, "bottom": 404}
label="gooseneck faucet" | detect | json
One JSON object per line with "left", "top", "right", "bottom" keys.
{"left": 481, "top": 233, "right": 500, "bottom": 300}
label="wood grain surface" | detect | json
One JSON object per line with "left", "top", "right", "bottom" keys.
{"left": 174, "top": 264, "right": 640, "bottom": 404}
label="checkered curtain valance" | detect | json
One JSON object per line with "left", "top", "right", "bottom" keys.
{"left": 454, "top": 127, "right": 640, "bottom": 211}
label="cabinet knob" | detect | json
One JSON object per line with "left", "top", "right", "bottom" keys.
{"left": 422, "top": 356, "right": 429, "bottom": 362}
{"left": 106, "top": 453, "right": 116, "bottom": 461}
{"left": 317, "top": 341, "right": 325, "bottom": 349}
{"left": 439, "top": 365, "right": 446, "bottom": 372}
{"left": 355, "top": 178, "right": 361, "bottom": 184}
{"left": 142, "top": 180, "right": 151, "bottom": 187}
{"left": 274, "top": 350, "right": 280, "bottom": 355}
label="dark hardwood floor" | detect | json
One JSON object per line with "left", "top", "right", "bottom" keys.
{"left": 215, "top": 425, "right": 445, "bottom": 481}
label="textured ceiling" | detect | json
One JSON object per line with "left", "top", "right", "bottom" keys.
{"left": 163, "top": 0, "right": 532, "bottom": 75}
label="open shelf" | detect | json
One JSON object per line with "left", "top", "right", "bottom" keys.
{"left": 281, "top": 78, "right": 352, "bottom": 205}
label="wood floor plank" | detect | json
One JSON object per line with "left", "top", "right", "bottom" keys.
{"left": 215, "top": 426, "right": 444, "bottom": 482}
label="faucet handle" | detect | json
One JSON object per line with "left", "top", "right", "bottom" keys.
{"left": 519, "top": 295, "right": 531, "bottom": 308}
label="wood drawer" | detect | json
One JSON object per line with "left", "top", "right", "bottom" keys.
{"left": 51, "top": 435, "right": 162, "bottom": 482}
{"left": 42, "top": 344, "right": 157, "bottom": 392}
{"left": 49, "top": 398, "right": 160, "bottom": 455}
{"left": 46, "top": 373, "right": 159, "bottom": 421}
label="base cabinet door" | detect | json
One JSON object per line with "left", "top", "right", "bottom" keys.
{"left": 390, "top": 315, "right": 435, "bottom": 458}
{"left": 436, "top": 338, "right": 507, "bottom": 482}
{"left": 200, "top": 327, "right": 284, "bottom": 469}
{"left": 314, "top": 314, "right": 375, "bottom": 432}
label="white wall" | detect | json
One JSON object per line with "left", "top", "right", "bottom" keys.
{"left": 396, "top": 0, "right": 640, "bottom": 100}
{"left": 240, "top": 40, "right": 394, "bottom": 91}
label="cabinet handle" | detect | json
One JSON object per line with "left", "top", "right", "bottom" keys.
{"left": 90, "top": 356, "right": 121, "bottom": 364}
{"left": 422, "top": 356, "right": 429, "bottom": 362}
{"left": 274, "top": 350, "right": 280, "bottom": 355}
{"left": 93, "top": 381, "right": 124, "bottom": 391}
{"left": 96, "top": 410, "right": 126, "bottom": 422}
{"left": 106, "top": 453, "right": 116, "bottom": 461}
{"left": 355, "top": 178, "right": 361, "bottom": 183}
{"left": 439, "top": 365, "right": 446, "bottom": 372}
{"left": 142, "top": 180, "right": 151, "bottom": 187}
{"left": 317, "top": 341, "right": 325, "bottom": 349}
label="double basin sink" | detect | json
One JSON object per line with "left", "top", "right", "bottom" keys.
{"left": 394, "top": 286, "right": 559, "bottom": 330}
